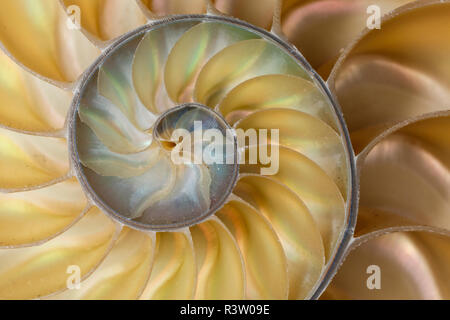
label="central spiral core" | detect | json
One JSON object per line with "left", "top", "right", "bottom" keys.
{"left": 72, "top": 60, "right": 239, "bottom": 231}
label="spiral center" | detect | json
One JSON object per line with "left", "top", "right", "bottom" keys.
{"left": 153, "top": 103, "right": 237, "bottom": 164}
{"left": 72, "top": 80, "right": 239, "bottom": 231}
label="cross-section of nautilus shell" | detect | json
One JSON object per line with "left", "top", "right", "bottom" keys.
{"left": 0, "top": 0, "right": 448, "bottom": 300}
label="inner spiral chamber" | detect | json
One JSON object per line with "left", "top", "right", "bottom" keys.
{"left": 70, "top": 20, "right": 248, "bottom": 231}
{"left": 73, "top": 83, "right": 239, "bottom": 231}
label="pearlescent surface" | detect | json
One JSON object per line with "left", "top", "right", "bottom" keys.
{"left": 0, "top": 6, "right": 359, "bottom": 300}
{"left": 0, "top": 0, "right": 447, "bottom": 301}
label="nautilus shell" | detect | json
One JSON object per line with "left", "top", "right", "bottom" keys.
{"left": 0, "top": 0, "right": 448, "bottom": 300}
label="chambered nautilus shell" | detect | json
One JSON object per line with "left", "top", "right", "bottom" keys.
{"left": 0, "top": 0, "right": 448, "bottom": 300}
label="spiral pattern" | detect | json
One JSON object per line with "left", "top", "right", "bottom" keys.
{"left": 0, "top": 0, "right": 448, "bottom": 300}
{"left": 71, "top": 18, "right": 350, "bottom": 299}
